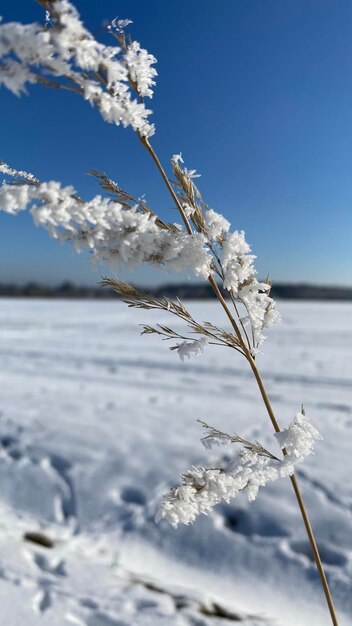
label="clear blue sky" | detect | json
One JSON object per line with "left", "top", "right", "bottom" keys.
{"left": 1, "top": 0, "right": 352, "bottom": 287}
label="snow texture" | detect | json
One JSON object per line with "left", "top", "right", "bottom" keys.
{"left": 0, "top": 299, "right": 351, "bottom": 626}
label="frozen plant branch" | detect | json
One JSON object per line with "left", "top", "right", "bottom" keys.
{"left": 159, "top": 411, "right": 322, "bottom": 527}
{"left": 89, "top": 169, "right": 178, "bottom": 233}
{"left": 0, "top": 161, "right": 40, "bottom": 184}
{"left": 198, "top": 419, "right": 281, "bottom": 461}
{"left": 103, "top": 279, "right": 245, "bottom": 358}
{"left": 0, "top": 0, "right": 156, "bottom": 136}
{"left": 0, "top": 163, "right": 212, "bottom": 276}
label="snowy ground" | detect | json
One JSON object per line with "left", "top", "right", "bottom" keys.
{"left": 0, "top": 298, "right": 351, "bottom": 626}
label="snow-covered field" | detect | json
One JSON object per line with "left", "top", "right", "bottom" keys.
{"left": 0, "top": 298, "right": 351, "bottom": 626}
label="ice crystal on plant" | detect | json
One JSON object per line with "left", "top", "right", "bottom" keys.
{"left": 0, "top": 161, "right": 38, "bottom": 183}
{"left": 124, "top": 40, "right": 157, "bottom": 99}
{"left": 177, "top": 337, "right": 208, "bottom": 362}
{"left": 108, "top": 18, "right": 133, "bottom": 34}
{"left": 275, "top": 409, "right": 322, "bottom": 477}
{"left": 159, "top": 410, "right": 321, "bottom": 527}
{"left": 171, "top": 153, "right": 184, "bottom": 165}
{"left": 170, "top": 151, "right": 281, "bottom": 350}
{"left": 0, "top": 175, "right": 213, "bottom": 279}
{"left": 221, "top": 230, "right": 281, "bottom": 348}
{"left": 204, "top": 208, "right": 230, "bottom": 240}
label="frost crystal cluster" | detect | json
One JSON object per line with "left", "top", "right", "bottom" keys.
{"left": 0, "top": 167, "right": 212, "bottom": 278}
{"left": 221, "top": 231, "right": 281, "bottom": 349}
{"left": 159, "top": 411, "right": 322, "bottom": 527}
{"left": 177, "top": 337, "right": 208, "bottom": 362}
{"left": 170, "top": 154, "right": 281, "bottom": 351}
{"left": 275, "top": 411, "right": 322, "bottom": 472}
{"left": 0, "top": 0, "right": 157, "bottom": 137}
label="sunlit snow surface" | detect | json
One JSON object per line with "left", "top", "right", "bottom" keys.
{"left": 0, "top": 298, "right": 351, "bottom": 626}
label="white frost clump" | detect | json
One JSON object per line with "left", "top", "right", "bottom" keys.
{"left": 123, "top": 40, "right": 157, "bottom": 99}
{"left": 204, "top": 208, "right": 230, "bottom": 240}
{"left": 0, "top": 178, "right": 212, "bottom": 278}
{"left": 107, "top": 18, "right": 133, "bottom": 34}
{"left": 275, "top": 410, "right": 322, "bottom": 476}
{"left": 171, "top": 151, "right": 281, "bottom": 351}
{"left": 0, "top": 1, "right": 157, "bottom": 137}
{"left": 177, "top": 337, "right": 208, "bottom": 362}
{"left": 171, "top": 153, "right": 201, "bottom": 181}
{"left": 222, "top": 231, "right": 254, "bottom": 290}
{"left": 0, "top": 161, "right": 38, "bottom": 182}
{"left": 221, "top": 230, "right": 281, "bottom": 349}
{"left": 0, "top": 57, "right": 37, "bottom": 96}
{"left": 157, "top": 466, "right": 251, "bottom": 527}
{"left": 159, "top": 410, "right": 321, "bottom": 527}
{"left": 164, "top": 232, "right": 212, "bottom": 279}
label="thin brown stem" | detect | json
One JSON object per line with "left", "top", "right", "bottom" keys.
{"left": 228, "top": 290, "right": 252, "bottom": 351}
{"left": 139, "top": 136, "right": 247, "bottom": 347}
{"left": 139, "top": 136, "right": 192, "bottom": 234}
{"left": 140, "top": 135, "right": 340, "bottom": 626}
{"left": 247, "top": 355, "right": 281, "bottom": 434}
{"left": 208, "top": 244, "right": 252, "bottom": 350}
{"left": 290, "top": 475, "right": 338, "bottom": 625}
{"left": 248, "top": 357, "right": 339, "bottom": 626}
{"left": 207, "top": 274, "right": 244, "bottom": 344}
{"left": 34, "top": 74, "right": 83, "bottom": 96}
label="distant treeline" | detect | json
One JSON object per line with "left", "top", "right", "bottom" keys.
{"left": 1, "top": 281, "right": 352, "bottom": 301}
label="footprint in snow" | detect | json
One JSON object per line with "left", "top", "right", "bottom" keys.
{"left": 120, "top": 486, "right": 146, "bottom": 507}
{"left": 86, "top": 613, "right": 129, "bottom": 626}
{"left": 0, "top": 428, "right": 77, "bottom": 527}
{"left": 33, "top": 588, "right": 52, "bottom": 613}
{"left": 79, "top": 598, "right": 99, "bottom": 610}
{"left": 28, "top": 550, "right": 67, "bottom": 577}
{"left": 218, "top": 506, "right": 288, "bottom": 538}
{"left": 0, "top": 434, "right": 23, "bottom": 460}
{"left": 67, "top": 612, "right": 129, "bottom": 626}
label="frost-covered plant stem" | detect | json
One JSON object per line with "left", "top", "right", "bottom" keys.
{"left": 139, "top": 136, "right": 193, "bottom": 234}
{"left": 140, "top": 136, "right": 245, "bottom": 342}
{"left": 140, "top": 135, "right": 339, "bottom": 626}
{"left": 0, "top": 3, "right": 338, "bottom": 621}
